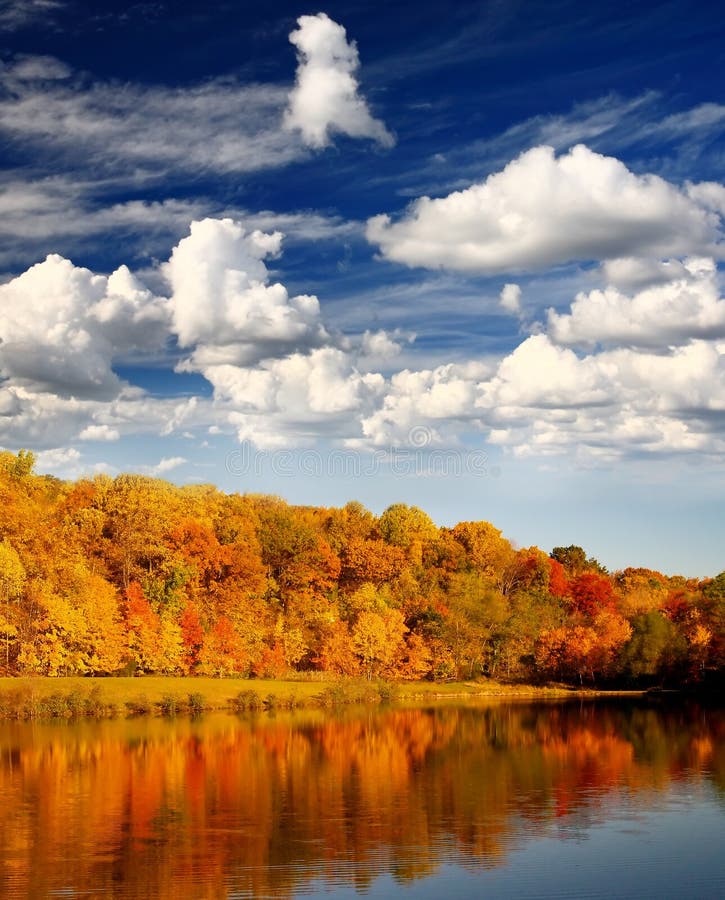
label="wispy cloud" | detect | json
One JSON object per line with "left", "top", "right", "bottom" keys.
{"left": 0, "top": 0, "right": 63, "bottom": 31}
{"left": 396, "top": 93, "right": 725, "bottom": 197}
{"left": 0, "top": 57, "right": 305, "bottom": 182}
{"left": 0, "top": 177, "right": 360, "bottom": 271}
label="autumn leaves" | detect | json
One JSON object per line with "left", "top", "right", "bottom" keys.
{"left": 0, "top": 451, "right": 722, "bottom": 686}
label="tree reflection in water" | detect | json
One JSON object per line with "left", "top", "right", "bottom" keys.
{"left": 0, "top": 700, "right": 723, "bottom": 898}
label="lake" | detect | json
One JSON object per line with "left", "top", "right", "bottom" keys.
{"left": 0, "top": 699, "right": 723, "bottom": 898}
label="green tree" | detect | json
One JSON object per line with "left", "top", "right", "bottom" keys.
{"left": 550, "top": 545, "right": 588, "bottom": 574}
{"left": 443, "top": 572, "right": 508, "bottom": 678}
{"left": 619, "top": 611, "right": 686, "bottom": 685}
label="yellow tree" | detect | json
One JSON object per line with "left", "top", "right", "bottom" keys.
{"left": 0, "top": 539, "right": 26, "bottom": 671}
{"left": 377, "top": 504, "right": 439, "bottom": 567}
{"left": 20, "top": 581, "right": 88, "bottom": 675}
{"left": 352, "top": 609, "right": 408, "bottom": 679}
{"left": 450, "top": 521, "right": 516, "bottom": 588}
{"left": 316, "top": 620, "right": 360, "bottom": 675}
{"left": 101, "top": 475, "right": 182, "bottom": 589}
{"left": 75, "top": 570, "right": 125, "bottom": 673}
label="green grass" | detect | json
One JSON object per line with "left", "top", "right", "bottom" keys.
{"left": 0, "top": 675, "right": 641, "bottom": 720}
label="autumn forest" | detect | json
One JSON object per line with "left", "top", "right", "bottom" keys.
{"left": 0, "top": 450, "right": 722, "bottom": 688}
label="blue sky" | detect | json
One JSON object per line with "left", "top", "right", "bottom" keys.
{"left": 1, "top": 0, "right": 725, "bottom": 575}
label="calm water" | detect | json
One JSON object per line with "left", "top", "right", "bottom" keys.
{"left": 1, "top": 700, "right": 724, "bottom": 899}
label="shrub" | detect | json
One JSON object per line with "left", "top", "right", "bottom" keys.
{"left": 187, "top": 692, "right": 206, "bottom": 714}
{"left": 158, "top": 694, "right": 180, "bottom": 716}
{"left": 125, "top": 694, "right": 152, "bottom": 716}
{"left": 230, "top": 689, "right": 262, "bottom": 712}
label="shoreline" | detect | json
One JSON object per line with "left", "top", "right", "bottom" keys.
{"left": 0, "top": 675, "right": 650, "bottom": 720}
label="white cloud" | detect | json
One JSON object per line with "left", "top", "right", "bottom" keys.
{"left": 404, "top": 93, "right": 725, "bottom": 200}
{"left": 0, "top": 59, "right": 302, "bottom": 179}
{"left": 478, "top": 335, "right": 611, "bottom": 410}
{"left": 151, "top": 456, "right": 187, "bottom": 476}
{"left": 549, "top": 257, "right": 725, "bottom": 348}
{"left": 687, "top": 180, "right": 725, "bottom": 217}
{"left": 2, "top": 54, "right": 70, "bottom": 81}
{"left": 164, "top": 217, "right": 331, "bottom": 368}
{"left": 357, "top": 361, "right": 492, "bottom": 448}
{"left": 0, "top": 217, "right": 392, "bottom": 453}
{"left": 3, "top": 211, "right": 725, "bottom": 467}
{"left": 499, "top": 283, "right": 521, "bottom": 315}
{"left": 0, "top": 179, "right": 360, "bottom": 271}
{"left": 599, "top": 257, "right": 691, "bottom": 290}
{"left": 359, "top": 329, "right": 407, "bottom": 363}
{"left": 474, "top": 335, "right": 725, "bottom": 460}
{"left": 426, "top": 93, "right": 661, "bottom": 187}
{"left": 0, "top": 382, "right": 214, "bottom": 453}
{"left": 78, "top": 424, "right": 120, "bottom": 442}
{"left": 353, "top": 330, "right": 725, "bottom": 463}
{"left": 284, "top": 12, "right": 393, "bottom": 149}
{"left": 658, "top": 104, "right": 725, "bottom": 139}
{"left": 34, "top": 446, "right": 81, "bottom": 471}
{"left": 0, "top": 1, "right": 62, "bottom": 31}
{"left": 367, "top": 144, "right": 722, "bottom": 274}
{"left": 0, "top": 253, "right": 169, "bottom": 397}
{"left": 0, "top": 254, "right": 120, "bottom": 397}
{"left": 208, "top": 347, "right": 386, "bottom": 449}
{"left": 0, "top": 389, "right": 101, "bottom": 450}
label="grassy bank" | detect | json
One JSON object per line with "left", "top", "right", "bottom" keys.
{"left": 0, "top": 675, "right": 641, "bottom": 720}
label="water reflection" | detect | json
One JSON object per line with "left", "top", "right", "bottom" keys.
{"left": 0, "top": 700, "right": 724, "bottom": 898}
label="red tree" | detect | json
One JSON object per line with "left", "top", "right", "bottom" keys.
{"left": 568, "top": 573, "right": 614, "bottom": 617}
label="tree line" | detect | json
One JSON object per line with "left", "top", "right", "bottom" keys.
{"left": 0, "top": 450, "right": 722, "bottom": 686}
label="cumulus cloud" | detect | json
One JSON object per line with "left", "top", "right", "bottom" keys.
{"left": 34, "top": 446, "right": 81, "bottom": 471}
{"left": 0, "top": 255, "right": 114, "bottom": 396}
{"left": 4, "top": 209, "right": 725, "bottom": 467}
{"left": 206, "top": 347, "right": 386, "bottom": 449}
{"left": 367, "top": 144, "right": 723, "bottom": 274}
{"left": 687, "top": 180, "right": 725, "bottom": 217}
{"left": 0, "top": 254, "right": 169, "bottom": 397}
{"left": 355, "top": 326, "right": 725, "bottom": 462}
{"left": 499, "top": 283, "right": 522, "bottom": 315}
{"left": 347, "top": 241, "right": 725, "bottom": 461}
{"left": 0, "top": 216, "right": 397, "bottom": 453}
{"left": 549, "top": 258, "right": 725, "bottom": 349}
{"left": 164, "top": 217, "right": 331, "bottom": 368}
{"left": 476, "top": 335, "right": 725, "bottom": 460}
{"left": 284, "top": 12, "right": 393, "bottom": 149}
{"left": 359, "top": 329, "right": 409, "bottom": 364}
{"left": 0, "top": 382, "right": 212, "bottom": 453}
{"left": 479, "top": 335, "right": 611, "bottom": 410}
{"left": 78, "top": 424, "right": 120, "bottom": 442}
{"left": 357, "top": 361, "right": 493, "bottom": 448}
{"left": 599, "top": 257, "right": 692, "bottom": 290}
{"left": 151, "top": 456, "right": 187, "bottom": 476}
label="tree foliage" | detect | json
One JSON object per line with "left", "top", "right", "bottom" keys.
{"left": 0, "top": 450, "right": 719, "bottom": 687}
